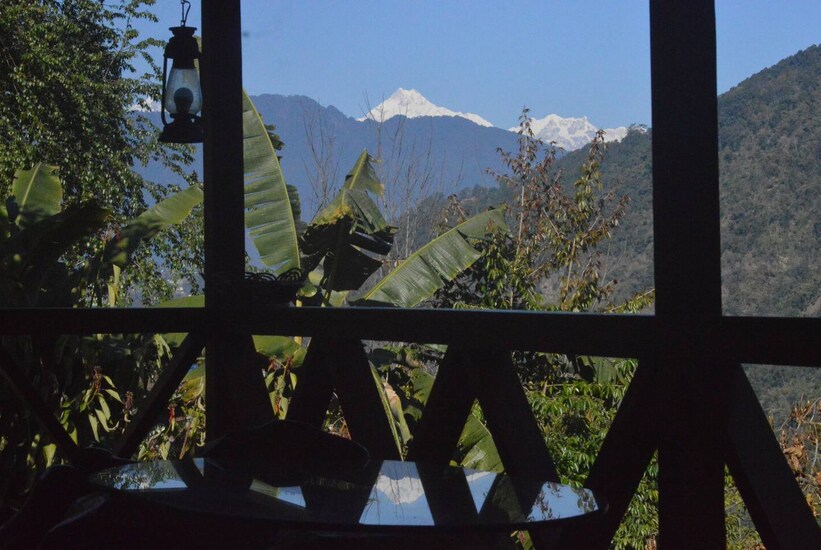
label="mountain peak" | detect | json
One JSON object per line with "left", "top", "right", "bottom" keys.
{"left": 509, "top": 113, "right": 628, "bottom": 151}
{"left": 358, "top": 88, "right": 494, "bottom": 128}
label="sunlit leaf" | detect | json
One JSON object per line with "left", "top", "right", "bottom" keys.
{"left": 242, "top": 90, "right": 300, "bottom": 272}
{"left": 356, "top": 208, "right": 509, "bottom": 308}
{"left": 104, "top": 388, "right": 123, "bottom": 403}
{"left": 342, "top": 149, "right": 384, "bottom": 195}
{"left": 252, "top": 335, "right": 300, "bottom": 358}
{"left": 88, "top": 414, "right": 99, "bottom": 442}
{"left": 12, "top": 163, "right": 62, "bottom": 227}
{"left": 300, "top": 152, "right": 396, "bottom": 295}
{"left": 42, "top": 443, "right": 57, "bottom": 467}
{"left": 105, "top": 185, "right": 203, "bottom": 267}
{"left": 95, "top": 408, "right": 112, "bottom": 432}
{"left": 458, "top": 410, "right": 504, "bottom": 472}
{"left": 97, "top": 394, "right": 111, "bottom": 418}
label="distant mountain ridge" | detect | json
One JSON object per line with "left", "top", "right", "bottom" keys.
{"left": 134, "top": 88, "right": 636, "bottom": 211}
{"left": 358, "top": 88, "right": 493, "bottom": 128}
{"left": 133, "top": 93, "right": 523, "bottom": 215}
{"left": 516, "top": 114, "right": 633, "bottom": 151}
{"left": 357, "top": 88, "right": 633, "bottom": 151}
{"left": 445, "top": 45, "right": 821, "bottom": 421}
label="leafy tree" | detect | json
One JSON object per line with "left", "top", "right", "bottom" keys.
{"left": 0, "top": 164, "right": 201, "bottom": 508}
{"left": 0, "top": 0, "right": 202, "bottom": 304}
{"left": 141, "top": 94, "right": 510, "bottom": 462}
{"left": 426, "top": 113, "right": 658, "bottom": 548}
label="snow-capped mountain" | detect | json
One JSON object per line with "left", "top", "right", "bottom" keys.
{"left": 509, "top": 114, "right": 629, "bottom": 151}
{"left": 358, "top": 88, "right": 494, "bottom": 128}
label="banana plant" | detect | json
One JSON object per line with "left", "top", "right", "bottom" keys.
{"left": 236, "top": 93, "right": 514, "bottom": 451}
{"left": 0, "top": 163, "right": 108, "bottom": 307}
{"left": 10, "top": 163, "right": 62, "bottom": 228}
{"left": 410, "top": 368, "right": 503, "bottom": 472}
{"left": 0, "top": 163, "right": 203, "bottom": 482}
{"left": 153, "top": 94, "right": 512, "bottom": 462}
{"left": 103, "top": 185, "right": 203, "bottom": 270}
{"left": 299, "top": 150, "right": 397, "bottom": 303}
{"left": 240, "top": 93, "right": 509, "bottom": 310}
{"left": 354, "top": 208, "right": 509, "bottom": 308}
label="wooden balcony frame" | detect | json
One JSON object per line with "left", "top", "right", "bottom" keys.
{"left": 0, "top": 1, "right": 818, "bottom": 547}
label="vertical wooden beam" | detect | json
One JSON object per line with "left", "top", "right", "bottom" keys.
{"left": 201, "top": 0, "right": 273, "bottom": 440}
{"left": 650, "top": 0, "right": 726, "bottom": 545}
{"left": 650, "top": 0, "right": 722, "bottom": 320}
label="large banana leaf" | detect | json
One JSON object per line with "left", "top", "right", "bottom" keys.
{"left": 301, "top": 151, "right": 396, "bottom": 294}
{"left": 0, "top": 202, "right": 108, "bottom": 306}
{"left": 11, "top": 163, "right": 62, "bottom": 228}
{"left": 105, "top": 185, "right": 203, "bottom": 267}
{"left": 243, "top": 90, "right": 300, "bottom": 273}
{"left": 457, "top": 408, "right": 504, "bottom": 472}
{"left": 355, "top": 208, "right": 509, "bottom": 308}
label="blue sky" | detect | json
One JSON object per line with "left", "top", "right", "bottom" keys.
{"left": 139, "top": 1, "right": 820, "bottom": 129}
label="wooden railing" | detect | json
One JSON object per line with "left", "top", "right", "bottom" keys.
{"left": 1, "top": 307, "right": 818, "bottom": 548}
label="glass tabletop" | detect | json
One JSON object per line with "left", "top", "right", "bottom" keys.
{"left": 90, "top": 458, "right": 604, "bottom": 532}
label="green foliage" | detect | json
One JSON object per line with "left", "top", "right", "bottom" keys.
{"left": 437, "top": 113, "right": 637, "bottom": 314}
{"left": 300, "top": 150, "right": 396, "bottom": 298}
{"left": 109, "top": 186, "right": 203, "bottom": 266}
{"left": 0, "top": 165, "right": 199, "bottom": 507}
{"left": 10, "top": 164, "right": 62, "bottom": 227}
{"left": 428, "top": 112, "right": 658, "bottom": 546}
{"left": 138, "top": 360, "right": 205, "bottom": 461}
{"left": 357, "top": 208, "right": 509, "bottom": 308}
{"left": 1, "top": 165, "right": 109, "bottom": 307}
{"left": 0, "top": 0, "right": 204, "bottom": 305}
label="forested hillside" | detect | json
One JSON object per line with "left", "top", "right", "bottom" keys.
{"left": 450, "top": 45, "right": 820, "bottom": 419}
{"left": 718, "top": 45, "right": 821, "bottom": 317}
{"left": 467, "top": 45, "right": 820, "bottom": 319}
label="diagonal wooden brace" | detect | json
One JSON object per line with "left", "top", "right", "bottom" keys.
{"left": 114, "top": 332, "right": 205, "bottom": 458}
{"left": 0, "top": 343, "right": 81, "bottom": 464}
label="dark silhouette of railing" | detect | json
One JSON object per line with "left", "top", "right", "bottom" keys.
{"left": 0, "top": 1, "right": 818, "bottom": 548}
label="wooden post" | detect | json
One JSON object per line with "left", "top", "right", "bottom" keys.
{"left": 201, "top": 0, "right": 273, "bottom": 440}
{"left": 650, "top": 0, "right": 726, "bottom": 545}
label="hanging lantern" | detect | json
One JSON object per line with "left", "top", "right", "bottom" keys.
{"left": 160, "top": 1, "right": 203, "bottom": 143}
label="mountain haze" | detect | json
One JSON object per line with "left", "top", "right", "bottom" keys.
{"left": 135, "top": 90, "right": 632, "bottom": 215}
{"left": 250, "top": 93, "right": 518, "bottom": 214}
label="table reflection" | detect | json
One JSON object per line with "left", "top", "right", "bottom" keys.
{"left": 90, "top": 458, "right": 603, "bottom": 531}
{"left": 360, "top": 461, "right": 433, "bottom": 526}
